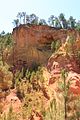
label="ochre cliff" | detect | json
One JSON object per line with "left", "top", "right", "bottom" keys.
{"left": 8, "top": 25, "right": 79, "bottom": 67}
{"left": 45, "top": 38, "right": 80, "bottom": 118}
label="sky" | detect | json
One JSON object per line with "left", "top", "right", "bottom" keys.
{"left": 0, "top": 0, "right": 80, "bottom": 33}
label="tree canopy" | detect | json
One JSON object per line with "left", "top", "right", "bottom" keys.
{"left": 12, "top": 12, "right": 80, "bottom": 31}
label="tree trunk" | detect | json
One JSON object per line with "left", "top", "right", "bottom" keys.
{"left": 64, "top": 97, "right": 67, "bottom": 120}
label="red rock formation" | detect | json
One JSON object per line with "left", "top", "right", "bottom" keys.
{"left": 45, "top": 38, "right": 80, "bottom": 119}
{"left": 8, "top": 25, "right": 79, "bottom": 67}
{"left": 3, "top": 89, "right": 22, "bottom": 114}
{"left": 47, "top": 36, "right": 80, "bottom": 95}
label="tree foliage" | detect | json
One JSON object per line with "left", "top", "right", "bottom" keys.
{"left": 13, "top": 12, "right": 80, "bottom": 30}
{"left": 0, "top": 32, "right": 13, "bottom": 65}
{"left": 51, "top": 40, "right": 61, "bottom": 53}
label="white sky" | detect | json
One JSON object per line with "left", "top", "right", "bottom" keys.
{"left": 0, "top": 0, "right": 80, "bottom": 33}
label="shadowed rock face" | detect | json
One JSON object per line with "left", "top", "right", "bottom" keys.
{"left": 8, "top": 25, "right": 78, "bottom": 67}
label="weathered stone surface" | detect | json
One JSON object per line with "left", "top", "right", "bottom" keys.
{"left": 8, "top": 25, "right": 79, "bottom": 67}
{"left": 3, "top": 89, "right": 22, "bottom": 114}
{"left": 47, "top": 37, "right": 80, "bottom": 95}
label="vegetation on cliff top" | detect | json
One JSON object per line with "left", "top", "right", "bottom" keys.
{"left": 13, "top": 12, "right": 80, "bottom": 31}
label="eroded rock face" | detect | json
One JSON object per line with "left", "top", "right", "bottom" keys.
{"left": 47, "top": 36, "right": 80, "bottom": 95}
{"left": 46, "top": 38, "right": 80, "bottom": 118}
{"left": 8, "top": 25, "right": 78, "bottom": 67}
{"left": 2, "top": 89, "right": 22, "bottom": 114}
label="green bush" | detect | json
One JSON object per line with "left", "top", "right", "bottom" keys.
{"left": 51, "top": 40, "right": 61, "bottom": 53}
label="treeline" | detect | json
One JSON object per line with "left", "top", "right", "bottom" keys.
{"left": 0, "top": 31, "right": 13, "bottom": 65}
{"left": 13, "top": 12, "right": 80, "bottom": 30}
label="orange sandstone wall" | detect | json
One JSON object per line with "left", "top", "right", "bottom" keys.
{"left": 8, "top": 25, "right": 79, "bottom": 67}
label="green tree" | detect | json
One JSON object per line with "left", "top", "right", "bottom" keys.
{"left": 48, "top": 15, "right": 55, "bottom": 27}
{"left": 17, "top": 12, "right": 23, "bottom": 24}
{"left": 67, "top": 35, "right": 75, "bottom": 55}
{"left": 68, "top": 16, "right": 76, "bottom": 28}
{"left": 51, "top": 40, "right": 61, "bottom": 52}
{"left": 39, "top": 19, "right": 47, "bottom": 25}
{"left": 29, "top": 13, "right": 38, "bottom": 24}
{"left": 0, "top": 31, "right": 6, "bottom": 65}
{"left": 5, "top": 33, "right": 13, "bottom": 48}
{"left": 12, "top": 19, "right": 19, "bottom": 27}
{"left": 55, "top": 17, "right": 61, "bottom": 28}
{"left": 76, "top": 20, "right": 80, "bottom": 31}
{"left": 26, "top": 15, "right": 30, "bottom": 24}
{"left": 60, "top": 69, "right": 70, "bottom": 120}
{"left": 59, "top": 13, "right": 67, "bottom": 28}
{"left": 0, "top": 32, "right": 13, "bottom": 65}
{"left": 22, "top": 12, "right": 26, "bottom": 24}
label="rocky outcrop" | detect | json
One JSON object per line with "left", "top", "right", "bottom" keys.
{"left": 3, "top": 89, "right": 22, "bottom": 114}
{"left": 46, "top": 38, "right": 80, "bottom": 119}
{"left": 47, "top": 36, "right": 80, "bottom": 87}
{"left": 8, "top": 25, "right": 79, "bottom": 67}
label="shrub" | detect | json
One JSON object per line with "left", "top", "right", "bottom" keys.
{"left": 51, "top": 40, "right": 61, "bottom": 53}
